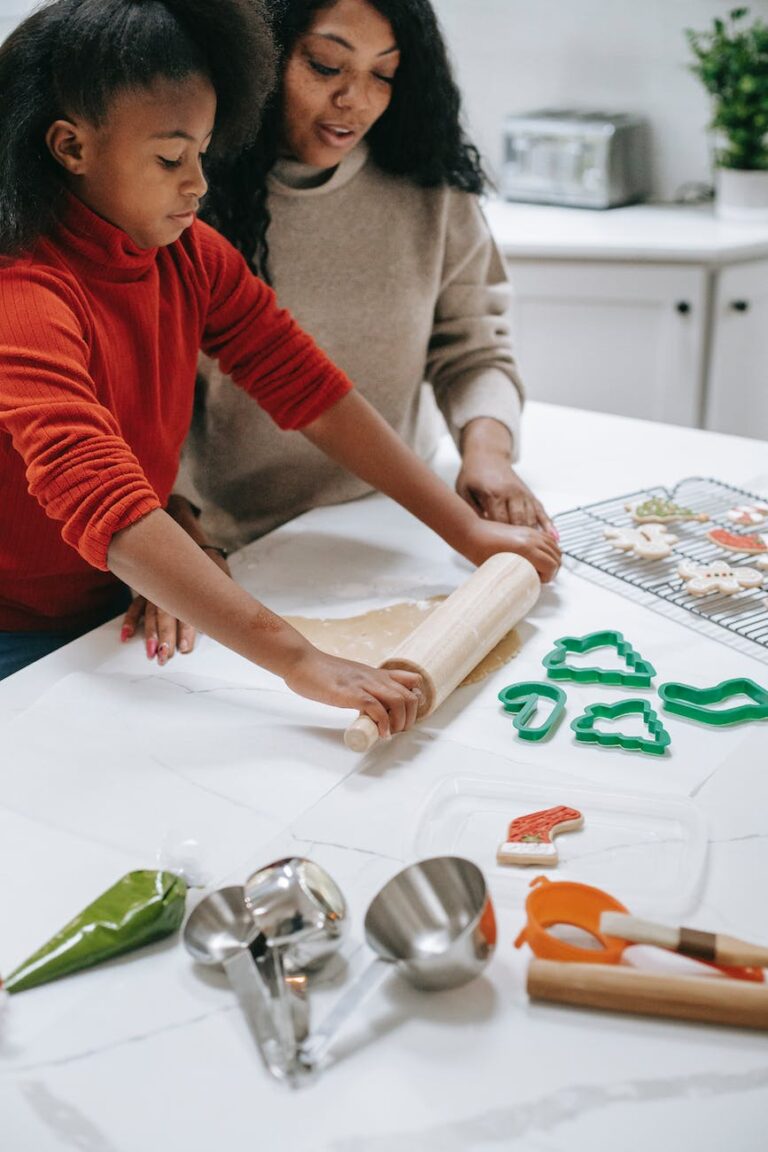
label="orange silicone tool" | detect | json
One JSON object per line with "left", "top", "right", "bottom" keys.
{"left": 514, "top": 876, "right": 630, "bottom": 964}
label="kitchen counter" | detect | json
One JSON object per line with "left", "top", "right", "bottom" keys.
{"left": 484, "top": 199, "right": 768, "bottom": 264}
{"left": 2, "top": 402, "right": 768, "bottom": 1152}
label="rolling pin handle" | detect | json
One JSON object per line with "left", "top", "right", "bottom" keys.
{"left": 344, "top": 714, "right": 380, "bottom": 753}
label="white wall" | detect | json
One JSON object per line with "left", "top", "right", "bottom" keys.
{"left": 433, "top": 0, "right": 768, "bottom": 200}
{"left": 3, "top": 0, "right": 768, "bottom": 200}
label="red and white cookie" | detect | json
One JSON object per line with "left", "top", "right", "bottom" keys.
{"left": 727, "top": 504, "right": 768, "bottom": 527}
{"left": 497, "top": 805, "right": 584, "bottom": 867}
{"left": 677, "top": 559, "right": 764, "bottom": 597}
{"left": 708, "top": 527, "right": 768, "bottom": 555}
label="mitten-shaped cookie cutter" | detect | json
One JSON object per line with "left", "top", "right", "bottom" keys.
{"left": 570, "top": 699, "right": 671, "bottom": 756}
{"left": 543, "top": 630, "right": 656, "bottom": 688}
{"left": 658, "top": 678, "right": 768, "bottom": 726}
{"left": 497, "top": 681, "right": 567, "bottom": 741}
{"left": 514, "top": 876, "right": 630, "bottom": 964}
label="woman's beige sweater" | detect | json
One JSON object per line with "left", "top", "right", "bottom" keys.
{"left": 185, "top": 144, "right": 524, "bottom": 547}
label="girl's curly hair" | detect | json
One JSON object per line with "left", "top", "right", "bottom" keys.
{"left": 0, "top": 0, "right": 276, "bottom": 255}
{"left": 203, "top": 0, "right": 486, "bottom": 281}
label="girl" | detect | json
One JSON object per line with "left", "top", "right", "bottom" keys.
{"left": 0, "top": 0, "right": 556, "bottom": 739}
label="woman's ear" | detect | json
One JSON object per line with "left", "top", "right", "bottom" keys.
{"left": 45, "top": 119, "right": 89, "bottom": 174}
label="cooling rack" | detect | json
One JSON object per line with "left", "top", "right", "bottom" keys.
{"left": 553, "top": 477, "right": 768, "bottom": 663}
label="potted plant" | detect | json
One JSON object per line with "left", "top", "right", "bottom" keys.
{"left": 686, "top": 6, "right": 768, "bottom": 220}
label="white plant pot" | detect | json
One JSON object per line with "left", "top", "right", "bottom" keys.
{"left": 715, "top": 167, "right": 768, "bottom": 222}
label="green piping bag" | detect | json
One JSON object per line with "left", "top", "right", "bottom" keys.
{"left": 4, "top": 870, "right": 187, "bottom": 993}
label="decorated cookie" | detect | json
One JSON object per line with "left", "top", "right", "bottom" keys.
{"left": 727, "top": 503, "right": 768, "bottom": 527}
{"left": 707, "top": 527, "right": 768, "bottom": 555}
{"left": 626, "top": 497, "right": 708, "bottom": 525}
{"left": 605, "top": 523, "right": 678, "bottom": 560}
{"left": 677, "top": 559, "right": 764, "bottom": 597}
{"left": 496, "top": 806, "right": 584, "bottom": 867}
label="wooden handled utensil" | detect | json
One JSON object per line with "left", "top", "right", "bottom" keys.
{"left": 344, "top": 554, "right": 541, "bottom": 753}
{"left": 599, "top": 912, "right": 768, "bottom": 970}
{"left": 527, "top": 959, "right": 768, "bottom": 1031}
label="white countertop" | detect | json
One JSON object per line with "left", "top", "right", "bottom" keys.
{"left": 484, "top": 199, "right": 768, "bottom": 264}
{"left": 2, "top": 403, "right": 768, "bottom": 1152}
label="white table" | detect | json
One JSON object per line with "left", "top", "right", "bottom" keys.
{"left": 2, "top": 403, "right": 767, "bottom": 1152}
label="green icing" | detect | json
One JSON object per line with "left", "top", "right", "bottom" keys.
{"left": 5, "top": 870, "right": 187, "bottom": 993}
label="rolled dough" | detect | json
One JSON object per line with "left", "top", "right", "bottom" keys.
{"left": 284, "top": 597, "right": 520, "bottom": 685}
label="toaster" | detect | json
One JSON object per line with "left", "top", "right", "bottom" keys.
{"left": 501, "top": 110, "right": 650, "bottom": 209}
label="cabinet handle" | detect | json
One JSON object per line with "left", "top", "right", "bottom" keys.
{"left": 730, "top": 299, "right": 750, "bottom": 312}
{"left": 675, "top": 301, "right": 691, "bottom": 315}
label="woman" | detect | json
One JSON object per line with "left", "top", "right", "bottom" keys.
{"left": 124, "top": 0, "right": 560, "bottom": 660}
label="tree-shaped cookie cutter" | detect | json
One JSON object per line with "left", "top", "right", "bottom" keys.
{"left": 658, "top": 678, "right": 768, "bottom": 726}
{"left": 497, "top": 681, "right": 567, "bottom": 742}
{"left": 570, "top": 699, "right": 671, "bottom": 756}
{"left": 542, "top": 630, "right": 656, "bottom": 688}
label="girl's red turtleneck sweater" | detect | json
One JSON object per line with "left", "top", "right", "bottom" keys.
{"left": 0, "top": 195, "right": 352, "bottom": 632}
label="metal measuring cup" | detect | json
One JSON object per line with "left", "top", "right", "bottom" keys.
{"left": 244, "top": 857, "right": 348, "bottom": 973}
{"left": 299, "top": 856, "right": 496, "bottom": 1070}
{"left": 182, "top": 886, "right": 305, "bottom": 1082}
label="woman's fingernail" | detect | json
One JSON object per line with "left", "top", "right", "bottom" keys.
{"left": 157, "top": 642, "right": 170, "bottom": 665}
{"left": 146, "top": 638, "right": 158, "bottom": 659}
{"left": 121, "top": 625, "right": 134, "bottom": 643}
{"left": 179, "top": 638, "right": 190, "bottom": 654}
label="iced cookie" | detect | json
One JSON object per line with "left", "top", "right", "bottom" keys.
{"left": 496, "top": 806, "right": 584, "bottom": 867}
{"left": 727, "top": 503, "right": 768, "bottom": 527}
{"left": 605, "top": 523, "right": 678, "bottom": 560}
{"left": 677, "top": 559, "right": 764, "bottom": 597}
{"left": 626, "top": 497, "right": 708, "bottom": 525}
{"left": 707, "top": 527, "right": 768, "bottom": 555}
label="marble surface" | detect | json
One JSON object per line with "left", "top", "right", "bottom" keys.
{"left": 2, "top": 403, "right": 768, "bottom": 1151}
{"left": 484, "top": 199, "right": 768, "bottom": 264}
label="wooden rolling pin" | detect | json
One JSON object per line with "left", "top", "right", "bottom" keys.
{"left": 527, "top": 959, "right": 768, "bottom": 1031}
{"left": 344, "top": 553, "right": 540, "bottom": 753}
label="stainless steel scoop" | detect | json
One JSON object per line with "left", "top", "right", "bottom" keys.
{"left": 182, "top": 886, "right": 300, "bottom": 1081}
{"left": 244, "top": 857, "right": 348, "bottom": 973}
{"left": 300, "top": 856, "right": 495, "bottom": 1069}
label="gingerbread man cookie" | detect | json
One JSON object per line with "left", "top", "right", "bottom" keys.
{"left": 708, "top": 527, "right": 768, "bottom": 555}
{"left": 677, "top": 559, "right": 764, "bottom": 597}
{"left": 497, "top": 806, "right": 584, "bottom": 867}
{"left": 605, "top": 523, "right": 678, "bottom": 560}
{"left": 727, "top": 503, "right": 768, "bottom": 527}
{"left": 626, "top": 497, "right": 708, "bottom": 525}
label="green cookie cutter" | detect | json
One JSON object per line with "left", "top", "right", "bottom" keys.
{"left": 497, "top": 681, "right": 567, "bottom": 742}
{"left": 571, "top": 699, "right": 671, "bottom": 756}
{"left": 658, "top": 677, "right": 768, "bottom": 726}
{"left": 543, "top": 630, "right": 656, "bottom": 688}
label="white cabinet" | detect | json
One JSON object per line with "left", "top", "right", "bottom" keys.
{"left": 506, "top": 261, "right": 707, "bottom": 426}
{"left": 487, "top": 200, "right": 768, "bottom": 438}
{"left": 705, "top": 258, "right": 768, "bottom": 440}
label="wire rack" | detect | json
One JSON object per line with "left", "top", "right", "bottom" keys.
{"left": 553, "top": 477, "right": 768, "bottom": 663}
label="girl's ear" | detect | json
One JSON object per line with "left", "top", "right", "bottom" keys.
{"left": 45, "top": 119, "right": 90, "bottom": 174}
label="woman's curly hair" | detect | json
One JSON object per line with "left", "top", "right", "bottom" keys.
{"left": 0, "top": 0, "right": 276, "bottom": 255}
{"left": 203, "top": 0, "right": 486, "bottom": 280}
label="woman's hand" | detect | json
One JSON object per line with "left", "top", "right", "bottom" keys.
{"left": 284, "top": 651, "right": 423, "bottom": 739}
{"left": 461, "top": 518, "right": 561, "bottom": 583}
{"left": 458, "top": 418, "right": 557, "bottom": 536}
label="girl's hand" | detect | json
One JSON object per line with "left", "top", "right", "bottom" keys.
{"left": 121, "top": 548, "right": 231, "bottom": 664}
{"left": 457, "top": 458, "right": 557, "bottom": 537}
{"left": 461, "top": 519, "right": 561, "bottom": 583}
{"left": 284, "top": 651, "right": 423, "bottom": 739}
